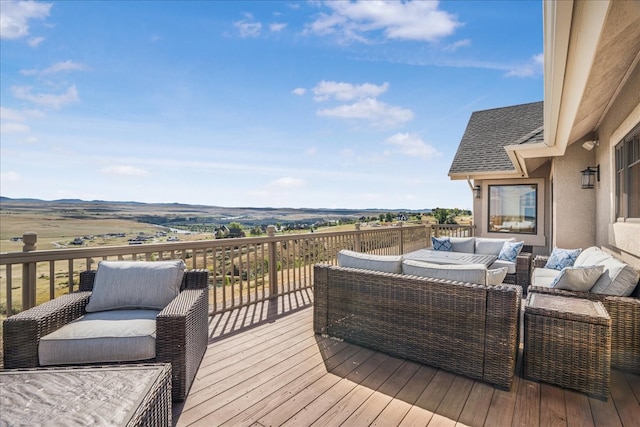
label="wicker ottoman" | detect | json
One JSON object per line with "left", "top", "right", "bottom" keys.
{"left": 524, "top": 293, "right": 611, "bottom": 400}
{"left": 0, "top": 364, "right": 172, "bottom": 426}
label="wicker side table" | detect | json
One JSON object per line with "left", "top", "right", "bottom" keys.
{"left": 524, "top": 293, "right": 611, "bottom": 400}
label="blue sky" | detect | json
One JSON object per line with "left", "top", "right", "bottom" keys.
{"left": 1, "top": 0, "right": 542, "bottom": 210}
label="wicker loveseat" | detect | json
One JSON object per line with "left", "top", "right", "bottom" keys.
{"left": 313, "top": 264, "right": 522, "bottom": 390}
{"left": 3, "top": 263, "right": 210, "bottom": 401}
{"left": 529, "top": 253, "right": 640, "bottom": 374}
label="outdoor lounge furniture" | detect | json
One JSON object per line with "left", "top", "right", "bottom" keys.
{"left": 2, "top": 261, "right": 210, "bottom": 401}
{"left": 0, "top": 364, "right": 172, "bottom": 426}
{"left": 313, "top": 263, "right": 522, "bottom": 390}
{"left": 524, "top": 293, "right": 611, "bottom": 400}
{"left": 529, "top": 247, "right": 640, "bottom": 374}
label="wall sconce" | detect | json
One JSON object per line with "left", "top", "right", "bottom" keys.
{"left": 473, "top": 185, "right": 481, "bottom": 198}
{"left": 582, "top": 139, "right": 599, "bottom": 151}
{"left": 581, "top": 165, "right": 600, "bottom": 189}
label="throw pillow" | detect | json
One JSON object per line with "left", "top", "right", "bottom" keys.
{"left": 497, "top": 241, "right": 524, "bottom": 262}
{"left": 550, "top": 265, "right": 605, "bottom": 292}
{"left": 86, "top": 260, "right": 185, "bottom": 312}
{"left": 544, "top": 247, "right": 582, "bottom": 270}
{"left": 431, "top": 236, "right": 452, "bottom": 252}
{"left": 486, "top": 267, "right": 509, "bottom": 286}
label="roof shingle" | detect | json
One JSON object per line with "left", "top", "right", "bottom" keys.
{"left": 449, "top": 101, "right": 543, "bottom": 175}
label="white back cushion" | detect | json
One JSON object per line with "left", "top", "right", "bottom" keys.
{"left": 475, "top": 238, "right": 515, "bottom": 256}
{"left": 401, "top": 260, "right": 487, "bottom": 285}
{"left": 86, "top": 260, "right": 185, "bottom": 312}
{"left": 449, "top": 237, "right": 475, "bottom": 254}
{"left": 337, "top": 250, "right": 402, "bottom": 274}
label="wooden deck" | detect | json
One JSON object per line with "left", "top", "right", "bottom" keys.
{"left": 174, "top": 290, "right": 640, "bottom": 427}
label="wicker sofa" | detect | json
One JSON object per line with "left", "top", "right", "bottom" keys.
{"left": 3, "top": 266, "right": 210, "bottom": 401}
{"left": 529, "top": 253, "right": 640, "bottom": 374}
{"left": 313, "top": 264, "right": 522, "bottom": 390}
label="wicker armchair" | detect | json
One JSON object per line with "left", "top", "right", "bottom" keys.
{"left": 3, "top": 269, "right": 210, "bottom": 401}
{"left": 528, "top": 256, "right": 640, "bottom": 374}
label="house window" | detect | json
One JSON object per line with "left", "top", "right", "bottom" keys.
{"left": 615, "top": 123, "right": 640, "bottom": 220}
{"left": 488, "top": 184, "right": 537, "bottom": 234}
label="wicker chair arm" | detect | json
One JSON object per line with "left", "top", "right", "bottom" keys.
{"left": 515, "top": 252, "right": 532, "bottom": 288}
{"left": 3, "top": 292, "right": 92, "bottom": 368}
{"left": 532, "top": 255, "right": 549, "bottom": 269}
{"left": 156, "top": 286, "right": 209, "bottom": 401}
{"left": 182, "top": 269, "right": 209, "bottom": 290}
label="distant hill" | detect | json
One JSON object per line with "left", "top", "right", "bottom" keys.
{"left": 0, "top": 196, "right": 432, "bottom": 226}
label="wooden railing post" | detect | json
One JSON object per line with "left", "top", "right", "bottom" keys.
{"left": 22, "top": 232, "right": 37, "bottom": 310}
{"left": 354, "top": 223, "right": 361, "bottom": 252}
{"left": 267, "top": 225, "right": 278, "bottom": 298}
{"left": 398, "top": 222, "right": 404, "bottom": 254}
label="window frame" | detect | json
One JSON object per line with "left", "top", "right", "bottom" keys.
{"left": 487, "top": 183, "right": 538, "bottom": 235}
{"left": 615, "top": 123, "right": 640, "bottom": 221}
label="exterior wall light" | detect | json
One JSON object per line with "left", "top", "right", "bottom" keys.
{"left": 473, "top": 185, "right": 481, "bottom": 198}
{"left": 581, "top": 165, "right": 600, "bottom": 189}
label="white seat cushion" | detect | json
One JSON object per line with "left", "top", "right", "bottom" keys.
{"left": 489, "top": 259, "right": 517, "bottom": 274}
{"left": 86, "top": 260, "right": 185, "bottom": 312}
{"left": 402, "top": 260, "right": 487, "bottom": 285}
{"left": 550, "top": 265, "right": 605, "bottom": 292}
{"left": 39, "top": 310, "right": 158, "bottom": 366}
{"left": 486, "top": 267, "right": 509, "bottom": 285}
{"left": 337, "top": 250, "right": 402, "bottom": 274}
{"left": 531, "top": 267, "right": 561, "bottom": 288}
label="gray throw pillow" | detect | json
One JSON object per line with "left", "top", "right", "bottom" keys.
{"left": 550, "top": 265, "right": 605, "bottom": 292}
{"left": 86, "top": 260, "right": 185, "bottom": 312}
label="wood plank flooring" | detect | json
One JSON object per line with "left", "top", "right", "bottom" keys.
{"left": 174, "top": 291, "right": 640, "bottom": 427}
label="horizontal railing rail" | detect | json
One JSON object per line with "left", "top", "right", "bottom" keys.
{"left": 1, "top": 223, "right": 473, "bottom": 317}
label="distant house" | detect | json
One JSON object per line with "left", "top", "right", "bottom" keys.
{"left": 449, "top": 1, "right": 639, "bottom": 269}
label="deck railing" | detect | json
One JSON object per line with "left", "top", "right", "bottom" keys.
{"left": 0, "top": 223, "right": 474, "bottom": 317}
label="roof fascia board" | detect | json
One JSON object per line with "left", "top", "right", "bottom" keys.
{"left": 552, "top": 0, "right": 610, "bottom": 154}
{"left": 543, "top": 0, "right": 574, "bottom": 150}
{"left": 449, "top": 170, "right": 523, "bottom": 181}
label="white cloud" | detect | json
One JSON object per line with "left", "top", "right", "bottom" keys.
{"left": 0, "top": 106, "right": 26, "bottom": 122}
{"left": 234, "top": 19, "right": 261, "bottom": 38}
{"left": 292, "top": 87, "right": 306, "bottom": 96}
{"left": 317, "top": 98, "right": 414, "bottom": 127}
{"left": 506, "top": 52, "right": 543, "bottom": 77}
{"left": 101, "top": 165, "right": 149, "bottom": 177}
{"left": 313, "top": 81, "right": 389, "bottom": 102}
{"left": 0, "top": 122, "right": 30, "bottom": 134}
{"left": 271, "top": 177, "right": 304, "bottom": 188}
{"left": 27, "top": 36, "right": 44, "bottom": 47}
{"left": 305, "top": 147, "right": 317, "bottom": 155}
{"left": 1, "top": 171, "right": 20, "bottom": 183}
{"left": 11, "top": 85, "right": 79, "bottom": 109}
{"left": 21, "top": 60, "right": 86, "bottom": 76}
{"left": 306, "top": 1, "right": 461, "bottom": 43}
{"left": 443, "top": 38, "right": 471, "bottom": 52}
{"left": 0, "top": 0, "right": 51, "bottom": 39}
{"left": 270, "top": 22, "right": 286, "bottom": 32}
{"left": 386, "top": 133, "right": 441, "bottom": 159}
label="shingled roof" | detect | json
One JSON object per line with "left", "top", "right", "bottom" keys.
{"left": 449, "top": 101, "right": 543, "bottom": 176}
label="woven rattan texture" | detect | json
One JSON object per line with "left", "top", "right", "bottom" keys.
{"left": 530, "top": 255, "right": 640, "bottom": 374}
{"left": 2, "top": 268, "right": 209, "bottom": 402}
{"left": 313, "top": 264, "right": 521, "bottom": 390}
{"left": 524, "top": 295, "right": 611, "bottom": 400}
